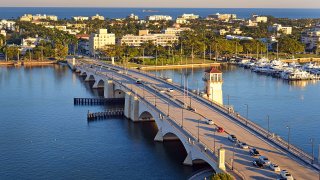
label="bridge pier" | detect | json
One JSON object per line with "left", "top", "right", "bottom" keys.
{"left": 154, "top": 129, "right": 163, "bottom": 142}
{"left": 124, "top": 92, "right": 139, "bottom": 121}
{"left": 183, "top": 151, "right": 193, "bottom": 166}
{"left": 104, "top": 80, "right": 114, "bottom": 98}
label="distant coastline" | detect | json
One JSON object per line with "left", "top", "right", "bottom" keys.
{"left": 0, "top": 7, "right": 320, "bottom": 19}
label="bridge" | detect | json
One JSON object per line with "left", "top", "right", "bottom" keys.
{"left": 68, "top": 58, "right": 319, "bottom": 179}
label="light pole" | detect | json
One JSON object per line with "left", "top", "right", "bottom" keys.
{"left": 213, "top": 128, "right": 216, "bottom": 152}
{"left": 198, "top": 118, "right": 200, "bottom": 142}
{"left": 181, "top": 107, "right": 184, "bottom": 128}
{"left": 227, "top": 94, "right": 230, "bottom": 106}
{"left": 232, "top": 142, "right": 236, "bottom": 170}
{"left": 267, "top": 115, "right": 270, "bottom": 138}
{"left": 286, "top": 125, "right": 291, "bottom": 150}
{"left": 310, "top": 138, "right": 314, "bottom": 164}
{"left": 244, "top": 104, "right": 249, "bottom": 119}
{"left": 167, "top": 101, "right": 170, "bottom": 117}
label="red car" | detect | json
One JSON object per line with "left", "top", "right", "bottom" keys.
{"left": 217, "top": 127, "right": 224, "bottom": 133}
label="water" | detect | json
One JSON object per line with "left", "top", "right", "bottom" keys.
{"left": 0, "top": 65, "right": 205, "bottom": 179}
{"left": 149, "top": 65, "right": 320, "bottom": 158}
{"left": 1, "top": 7, "right": 320, "bottom": 19}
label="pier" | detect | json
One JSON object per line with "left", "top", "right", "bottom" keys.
{"left": 74, "top": 98, "right": 125, "bottom": 106}
{"left": 87, "top": 109, "right": 124, "bottom": 121}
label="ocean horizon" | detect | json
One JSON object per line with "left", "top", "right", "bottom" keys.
{"left": 0, "top": 7, "right": 320, "bottom": 19}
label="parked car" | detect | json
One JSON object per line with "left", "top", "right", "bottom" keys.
{"left": 258, "top": 156, "right": 271, "bottom": 166}
{"left": 167, "top": 88, "right": 174, "bottom": 92}
{"left": 252, "top": 160, "right": 264, "bottom": 168}
{"left": 249, "top": 148, "right": 260, "bottom": 156}
{"left": 280, "top": 170, "right": 294, "bottom": 180}
{"left": 205, "top": 118, "right": 214, "bottom": 125}
{"left": 228, "top": 134, "right": 237, "bottom": 142}
{"left": 237, "top": 142, "right": 249, "bottom": 149}
{"left": 269, "top": 163, "right": 280, "bottom": 172}
{"left": 136, "top": 79, "right": 142, "bottom": 84}
{"left": 217, "top": 127, "right": 224, "bottom": 133}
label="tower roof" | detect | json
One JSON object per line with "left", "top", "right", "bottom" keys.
{"left": 205, "top": 67, "right": 222, "bottom": 74}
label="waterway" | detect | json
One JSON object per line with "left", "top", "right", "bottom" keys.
{"left": 149, "top": 65, "right": 320, "bottom": 158}
{"left": 0, "top": 65, "right": 206, "bottom": 179}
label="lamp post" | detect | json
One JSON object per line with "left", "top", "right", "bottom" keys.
{"left": 244, "top": 104, "right": 249, "bottom": 119}
{"left": 227, "top": 94, "right": 230, "bottom": 106}
{"left": 198, "top": 118, "right": 200, "bottom": 142}
{"left": 181, "top": 107, "right": 184, "bottom": 128}
{"left": 310, "top": 138, "right": 314, "bottom": 164}
{"left": 286, "top": 125, "right": 291, "bottom": 150}
{"left": 167, "top": 101, "right": 170, "bottom": 117}
{"left": 232, "top": 142, "right": 236, "bottom": 170}
{"left": 267, "top": 115, "right": 270, "bottom": 138}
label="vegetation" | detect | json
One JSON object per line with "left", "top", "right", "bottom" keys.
{"left": 211, "top": 173, "right": 233, "bottom": 180}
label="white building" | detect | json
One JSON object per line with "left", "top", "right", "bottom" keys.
{"left": 230, "top": 28, "right": 242, "bottom": 35}
{"left": 268, "top": 24, "right": 292, "bottom": 35}
{"left": 176, "top": 18, "right": 188, "bottom": 24}
{"left": 207, "top": 13, "right": 237, "bottom": 21}
{"left": 127, "top": 14, "right": 139, "bottom": 20}
{"left": 147, "top": 15, "right": 172, "bottom": 21}
{"left": 251, "top": 15, "right": 268, "bottom": 23}
{"left": 301, "top": 28, "right": 320, "bottom": 50}
{"left": 180, "top": 13, "right": 199, "bottom": 20}
{"left": 73, "top": 16, "right": 89, "bottom": 21}
{"left": 0, "top": 20, "right": 16, "bottom": 31}
{"left": 91, "top": 14, "right": 105, "bottom": 21}
{"left": 20, "top": 14, "right": 32, "bottom": 21}
{"left": 226, "top": 35, "right": 253, "bottom": 41}
{"left": 89, "top": 29, "right": 115, "bottom": 55}
{"left": 32, "top": 14, "right": 58, "bottom": 21}
{"left": 120, "top": 30, "right": 178, "bottom": 47}
{"left": 162, "top": 27, "right": 190, "bottom": 35}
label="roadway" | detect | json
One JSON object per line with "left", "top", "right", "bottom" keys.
{"left": 78, "top": 59, "right": 319, "bottom": 180}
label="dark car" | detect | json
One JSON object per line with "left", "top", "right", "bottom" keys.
{"left": 249, "top": 148, "right": 260, "bottom": 156}
{"left": 253, "top": 160, "right": 264, "bottom": 168}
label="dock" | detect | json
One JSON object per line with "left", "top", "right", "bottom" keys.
{"left": 87, "top": 109, "right": 124, "bottom": 121}
{"left": 74, "top": 98, "right": 125, "bottom": 106}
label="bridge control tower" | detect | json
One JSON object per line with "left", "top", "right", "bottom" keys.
{"left": 203, "top": 67, "right": 223, "bottom": 105}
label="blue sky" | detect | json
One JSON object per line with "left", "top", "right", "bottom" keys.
{"left": 1, "top": 0, "right": 319, "bottom": 8}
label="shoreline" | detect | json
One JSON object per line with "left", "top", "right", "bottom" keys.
{"left": 139, "top": 63, "right": 221, "bottom": 70}
{"left": 0, "top": 60, "right": 58, "bottom": 66}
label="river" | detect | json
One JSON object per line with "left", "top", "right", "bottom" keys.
{"left": 149, "top": 64, "right": 320, "bottom": 159}
{"left": 0, "top": 65, "right": 206, "bottom": 179}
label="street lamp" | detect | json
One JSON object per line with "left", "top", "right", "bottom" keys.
{"left": 232, "top": 142, "right": 236, "bottom": 170}
{"left": 167, "top": 101, "right": 170, "bottom": 117}
{"left": 244, "top": 104, "right": 249, "bottom": 119}
{"left": 181, "top": 107, "right": 184, "bottom": 128}
{"left": 198, "top": 118, "right": 200, "bottom": 142}
{"left": 310, "top": 138, "right": 314, "bottom": 164}
{"left": 286, "top": 125, "right": 291, "bottom": 150}
{"left": 267, "top": 115, "right": 270, "bottom": 138}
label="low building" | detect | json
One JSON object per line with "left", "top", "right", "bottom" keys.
{"left": 120, "top": 30, "right": 178, "bottom": 47}
{"left": 207, "top": 13, "right": 237, "bottom": 21}
{"left": 244, "top": 20, "right": 258, "bottom": 27}
{"left": 91, "top": 14, "right": 105, "bottom": 21}
{"left": 230, "top": 28, "right": 242, "bottom": 35}
{"left": 73, "top": 16, "right": 89, "bottom": 21}
{"left": 20, "top": 14, "right": 32, "bottom": 21}
{"left": 176, "top": 18, "right": 188, "bottom": 24}
{"left": 147, "top": 15, "right": 172, "bottom": 21}
{"left": 162, "top": 27, "right": 190, "bottom": 35}
{"left": 33, "top": 14, "right": 58, "bottom": 21}
{"left": 214, "top": 29, "right": 229, "bottom": 36}
{"left": 0, "top": 30, "right": 6, "bottom": 37}
{"left": 268, "top": 24, "right": 292, "bottom": 35}
{"left": 89, "top": 29, "right": 115, "bottom": 55}
{"left": 0, "top": 20, "right": 16, "bottom": 31}
{"left": 179, "top": 13, "right": 199, "bottom": 20}
{"left": 251, "top": 15, "right": 268, "bottom": 23}
{"left": 127, "top": 14, "right": 139, "bottom": 20}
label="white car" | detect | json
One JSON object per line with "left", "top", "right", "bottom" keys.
{"left": 205, "top": 119, "right": 214, "bottom": 125}
{"left": 258, "top": 156, "right": 271, "bottom": 166}
{"left": 167, "top": 88, "right": 174, "bottom": 92}
{"left": 280, "top": 170, "right": 293, "bottom": 180}
{"left": 269, "top": 163, "right": 280, "bottom": 172}
{"left": 237, "top": 142, "right": 249, "bottom": 149}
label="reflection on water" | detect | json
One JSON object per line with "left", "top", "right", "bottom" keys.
{"left": 149, "top": 65, "right": 320, "bottom": 157}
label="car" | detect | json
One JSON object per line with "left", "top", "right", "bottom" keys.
{"left": 159, "top": 89, "right": 165, "bottom": 93}
{"left": 167, "top": 88, "right": 174, "bottom": 92}
{"left": 237, "top": 142, "right": 249, "bottom": 149}
{"left": 206, "top": 118, "right": 214, "bottom": 125}
{"left": 258, "top": 156, "right": 271, "bottom": 166}
{"left": 228, "top": 134, "right": 237, "bottom": 142}
{"left": 217, "top": 127, "right": 224, "bottom": 133}
{"left": 280, "top": 170, "right": 293, "bottom": 180}
{"left": 252, "top": 160, "right": 264, "bottom": 168}
{"left": 269, "top": 163, "right": 280, "bottom": 172}
{"left": 249, "top": 148, "right": 260, "bottom": 156}
{"left": 136, "top": 79, "right": 142, "bottom": 84}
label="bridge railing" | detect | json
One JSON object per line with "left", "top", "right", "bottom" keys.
{"left": 110, "top": 63, "right": 317, "bottom": 168}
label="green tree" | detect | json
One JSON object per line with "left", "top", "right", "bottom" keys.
{"left": 273, "top": 36, "right": 304, "bottom": 54}
{"left": 211, "top": 173, "right": 233, "bottom": 180}
{"left": 55, "top": 42, "right": 68, "bottom": 59}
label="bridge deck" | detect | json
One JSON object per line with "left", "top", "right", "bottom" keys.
{"left": 77, "top": 60, "right": 319, "bottom": 180}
